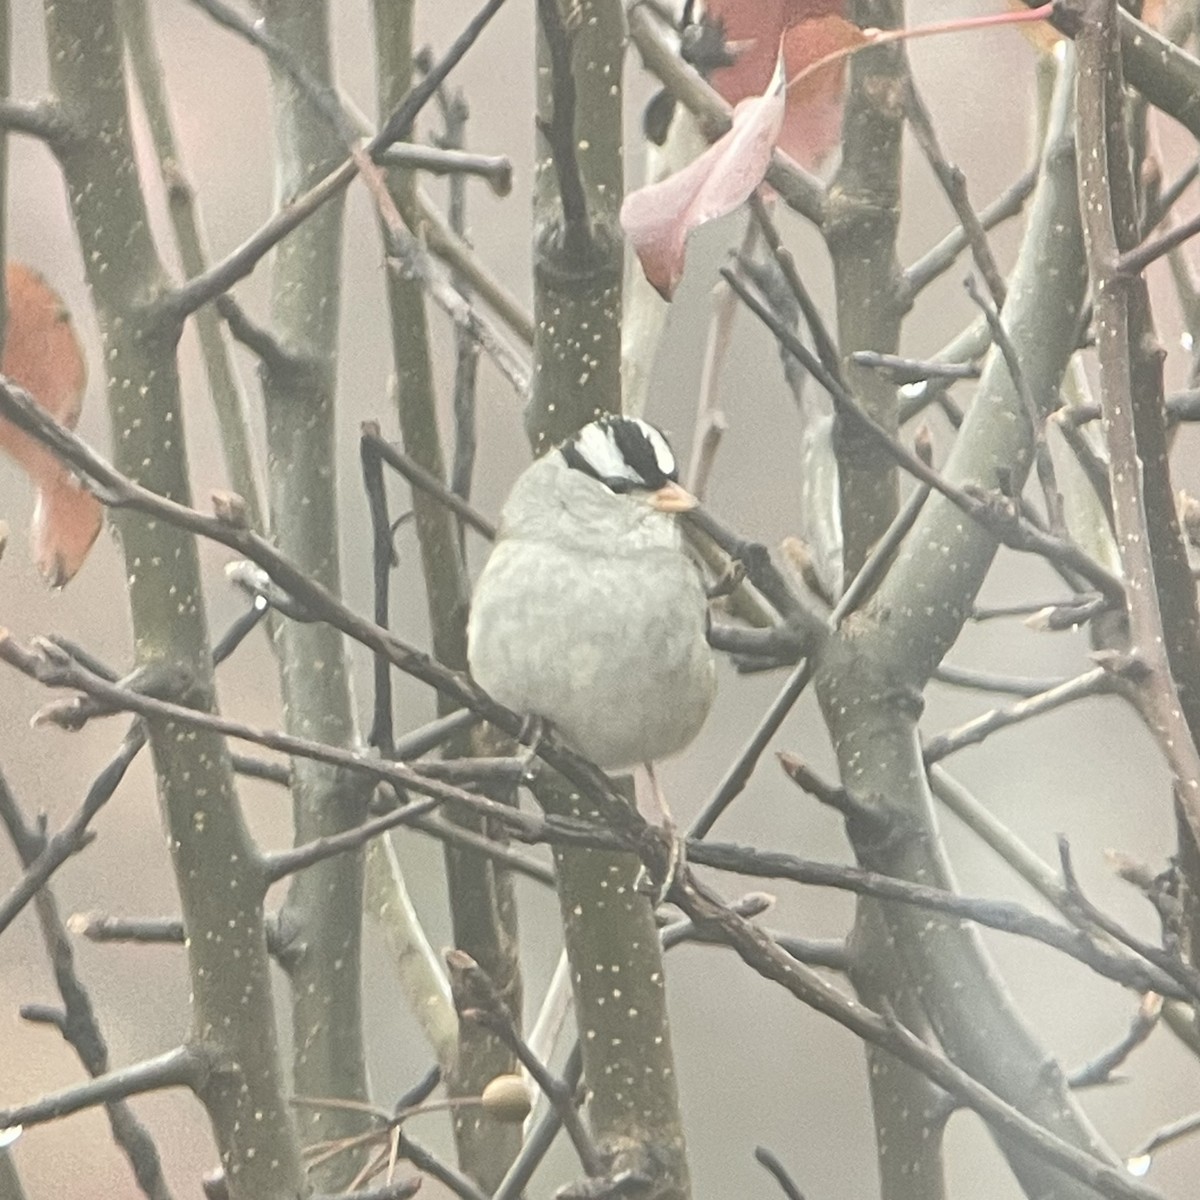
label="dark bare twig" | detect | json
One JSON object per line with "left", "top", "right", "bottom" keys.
{"left": 905, "top": 77, "right": 1007, "bottom": 308}
{"left": 403, "top": 814, "right": 556, "bottom": 888}
{"left": 264, "top": 798, "right": 446, "bottom": 883}
{"left": 688, "top": 658, "right": 817, "bottom": 839}
{"left": 161, "top": 0, "right": 512, "bottom": 319}
{"left": 964, "top": 273, "right": 1065, "bottom": 535}
{"left": 748, "top": 193, "right": 842, "bottom": 384}
{"left": 933, "top": 664, "right": 1074, "bottom": 697}
{"left": 536, "top": 0, "right": 590, "bottom": 258}
{"left": 184, "top": 0, "right": 354, "bottom": 139}
{"left": 722, "top": 268, "right": 1127, "bottom": 605}
{"left": 1127, "top": 1107, "right": 1200, "bottom": 1174}
{"left": 0, "top": 598, "right": 266, "bottom": 938}
{"left": 668, "top": 874, "right": 1164, "bottom": 1200}
{"left": 1052, "top": 406, "right": 1115, "bottom": 519}
{"left": 447, "top": 950, "right": 602, "bottom": 1178}
{"left": 490, "top": 1045, "right": 585, "bottom": 1200}
{"left": 831, "top": 481, "right": 932, "bottom": 626}
{"left": 754, "top": 1146, "right": 806, "bottom": 1200}
{"left": 1118, "top": 206, "right": 1200, "bottom": 277}
{"left": 396, "top": 1134, "right": 489, "bottom": 1200}
{"left": 852, "top": 350, "right": 981, "bottom": 386}
{"left": 0, "top": 726, "right": 129, "bottom": 939}
{"left": 377, "top": 144, "right": 512, "bottom": 192}
{"left": 683, "top": 505, "right": 823, "bottom": 633}
{"left": 214, "top": 294, "right": 301, "bottom": 374}
{"left": 922, "top": 667, "right": 1115, "bottom": 763}
{"left": 1058, "top": 838, "right": 1200, "bottom": 1005}
{"left": 903, "top": 164, "right": 1038, "bottom": 301}
{"left": 1068, "top": 993, "right": 1162, "bottom": 1088}
{"left": 777, "top": 752, "right": 849, "bottom": 814}
{"left": 0, "top": 638, "right": 549, "bottom": 843}
{"left": 0, "top": 775, "right": 175, "bottom": 1200}
{"left": 688, "top": 841, "right": 1184, "bottom": 1000}
{"left": 0, "top": 1046, "right": 204, "bottom": 1134}
{"left": 363, "top": 423, "right": 497, "bottom": 541}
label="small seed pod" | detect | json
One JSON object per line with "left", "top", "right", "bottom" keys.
{"left": 481, "top": 1074, "right": 532, "bottom": 1124}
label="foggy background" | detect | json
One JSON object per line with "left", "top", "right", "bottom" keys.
{"left": 2, "top": 2, "right": 1197, "bottom": 1196}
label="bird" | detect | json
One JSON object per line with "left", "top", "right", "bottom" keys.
{"left": 467, "top": 414, "right": 715, "bottom": 798}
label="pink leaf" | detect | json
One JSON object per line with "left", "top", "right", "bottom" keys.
{"left": 621, "top": 63, "right": 786, "bottom": 300}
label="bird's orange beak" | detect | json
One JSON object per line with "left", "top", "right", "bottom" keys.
{"left": 649, "top": 481, "right": 698, "bottom": 513}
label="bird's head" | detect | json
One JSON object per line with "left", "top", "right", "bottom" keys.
{"left": 559, "top": 415, "right": 697, "bottom": 513}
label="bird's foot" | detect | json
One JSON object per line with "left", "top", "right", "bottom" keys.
{"left": 515, "top": 713, "right": 547, "bottom": 781}
{"left": 634, "top": 821, "right": 686, "bottom": 906}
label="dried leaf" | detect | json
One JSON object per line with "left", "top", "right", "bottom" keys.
{"left": 622, "top": 61, "right": 787, "bottom": 298}
{"left": 0, "top": 263, "right": 99, "bottom": 586}
{"left": 779, "top": 14, "right": 865, "bottom": 168}
{"left": 705, "top": 1, "right": 856, "bottom": 169}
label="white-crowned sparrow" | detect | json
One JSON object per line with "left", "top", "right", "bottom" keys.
{"left": 467, "top": 415, "right": 715, "bottom": 774}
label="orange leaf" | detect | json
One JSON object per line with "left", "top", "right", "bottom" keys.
{"left": 0, "top": 263, "right": 100, "bottom": 586}
{"left": 622, "top": 61, "right": 787, "bottom": 299}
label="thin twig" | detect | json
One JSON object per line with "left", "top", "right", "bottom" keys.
{"left": 1068, "top": 993, "right": 1162, "bottom": 1088}
{"left": 831, "top": 481, "right": 931, "bottom": 626}
{"left": 964, "top": 273, "right": 1065, "bottom": 535}
{"left": 905, "top": 75, "right": 1007, "bottom": 308}
{"left": 1059, "top": 838, "right": 1200, "bottom": 1005}
{"left": 448, "top": 950, "right": 603, "bottom": 1178}
{"left": 687, "top": 841, "right": 1185, "bottom": 999}
{"left": 363, "top": 423, "right": 496, "bottom": 540}
{"left": 852, "top": 350, "right": 981, "bottom": 386}
{"left": 721, "top": 269, "right": 1127, "bottom": 604}
{"left": 933, "top": 664, "right": 1074, "bottom": 697}
{"left": 0, "top": 774, "right": 175, "bottom": 1200}
{"left": 669, "top": 873, "right": 1164, "bottom": 1200}
{"left": 536, "top": 0, "right": 590, "bottom": 258}
{"left": 903, "top": 164, "right": 1038, "bottom": 301}
{"left": 0, "top": 1046, "right": 204, "bottom": 1133}
{"left": 748, "top": 193, "right": 842, "bottom": 384}
{"left": 688, "top": 658, "right": 817, "bottom": 839}
{"left": 264, "top": 798, "right": 446, "bottom": 883}
{"left": 491, "top": 1045, "right": 585, "bottom": 1200}
{"left": 922, "top": 667, "right": 1115, "bottom": 763}
{"left": 361, "top": 429, "right": 398, "bottom": 755}
{"left": 754, "top": 1146, "right": 806, "bottom": 1200}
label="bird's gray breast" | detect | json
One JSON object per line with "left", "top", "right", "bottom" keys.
{"left": 467, "top": 461, "right": 714, "bottom": 769}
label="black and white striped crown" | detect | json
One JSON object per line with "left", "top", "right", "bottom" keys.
{"left": 560, "top": 415, "right": 679, "bottom": 495}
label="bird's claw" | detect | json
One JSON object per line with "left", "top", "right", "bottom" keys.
{"left": 635, "top": 823, "right": 686, "bottom": 906}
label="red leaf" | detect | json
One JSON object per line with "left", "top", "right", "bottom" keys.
{"left": 705, "top": 0, "right": 787, "bottom": 108}
{"left": 622, "top": 63, "right": 787, "bottom": 299}
{"left": 0, "top": 263, "right": 100, "bottom": 586}
{"left": 704, "top": 1, "right": 856, "bottom": 170}
{"left": 778, "top": 15, "right": 866, "bottom": 168}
